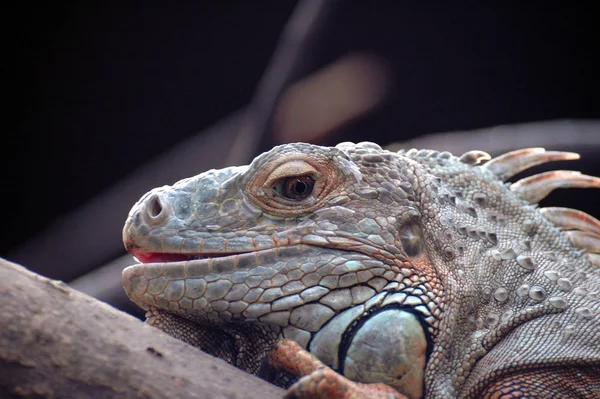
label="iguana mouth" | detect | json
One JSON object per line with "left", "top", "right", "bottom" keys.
{"left": 128, "top": 247, "right": 254, "bottom": 264}
{"left": 122, "top": 244, "right": 337, "bottom": 303}
{"left": 122, "top": 244, "right": 381, "bottom": 320}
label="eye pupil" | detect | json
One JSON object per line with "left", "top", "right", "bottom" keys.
{"left": 292, "top": 180, "right": 307, "bottom": 195}
{"left": 274, "top": 175, "right": 315, "bottom": 200}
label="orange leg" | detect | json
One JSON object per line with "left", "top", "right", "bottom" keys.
{"left": 269, "top": 338, "right": 409, "bottom": 399}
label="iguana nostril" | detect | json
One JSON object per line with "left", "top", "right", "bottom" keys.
{"left": 148, "top": 196, "right": 163, "bottom": 218}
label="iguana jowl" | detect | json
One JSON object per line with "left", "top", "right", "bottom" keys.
{"left": 122, "top": 142, "right": 600, "bottom": 398}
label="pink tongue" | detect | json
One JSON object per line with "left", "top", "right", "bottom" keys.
{"left": 129, "top": 248, "right": 191, "bottom": 263}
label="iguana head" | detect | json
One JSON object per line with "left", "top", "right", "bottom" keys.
{"left": 122, "top": 142, "right": 600, "bottom": 398}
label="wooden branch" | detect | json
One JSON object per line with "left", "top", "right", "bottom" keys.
{"left": 0, "top": 258, "right": 284, "bottom": 399}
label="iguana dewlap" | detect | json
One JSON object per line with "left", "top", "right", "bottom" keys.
{"left": 122, "top": 142, "right": 600, "bottom": 398}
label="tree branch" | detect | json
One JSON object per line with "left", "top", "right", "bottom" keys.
{"left": 0, "top": 257, "right": 284, "bottom": 399}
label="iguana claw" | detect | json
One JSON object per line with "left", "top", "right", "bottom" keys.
{"left": 271, "top": 339, "right": 408, "bottom": 399}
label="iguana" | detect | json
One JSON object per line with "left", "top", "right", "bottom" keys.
{"left": 122, "top": 142, "right": 600, "bottom": 398}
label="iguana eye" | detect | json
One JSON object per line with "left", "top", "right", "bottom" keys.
{"left": 273, "top": 175, "right": 315, "bottom": 200}
{"left": 247, "top": 156, "right": 342, "bottom": 215}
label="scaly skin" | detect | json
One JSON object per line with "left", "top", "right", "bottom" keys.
{"left": 122, "top": 142, "right": 600, "bottom": 398}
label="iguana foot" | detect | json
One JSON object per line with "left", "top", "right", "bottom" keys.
{"left": 270, "top": 339, "right": 407, "bottom": 399}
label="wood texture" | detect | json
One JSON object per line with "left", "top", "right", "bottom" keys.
{"left": 0, "top": 257, "right": 284, "bottom": 399}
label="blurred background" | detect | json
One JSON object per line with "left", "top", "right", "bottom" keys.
{"left": 7, "top": 1, "right": 600, "bottom": 318}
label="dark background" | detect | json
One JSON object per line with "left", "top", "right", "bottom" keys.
{"left": 7, "top": 2, "right": 600, "bottom": 299}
